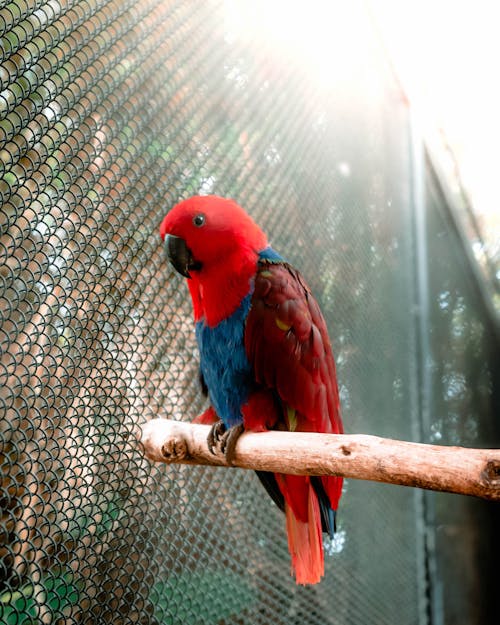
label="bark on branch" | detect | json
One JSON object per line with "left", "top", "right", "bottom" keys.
{"left": 140, "top": 419, "right": 500, "bottom": 501}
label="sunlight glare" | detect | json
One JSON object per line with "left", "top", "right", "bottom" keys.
{"left": 225, "top": 0, "right": 370, "bottom": 88}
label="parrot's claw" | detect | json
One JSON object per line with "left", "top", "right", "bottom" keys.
{"left": 220, "top": 423, "right": 244, "bottom": 465}
{"left": 206, "top": 421, "right": 244, "bottom": 465}
{"left": 207, "top": 421, "right": 226, "bottom": 455}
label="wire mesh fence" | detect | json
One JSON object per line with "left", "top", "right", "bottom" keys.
{"left": 1, "top": 1, "right": 498, "bottom": 624}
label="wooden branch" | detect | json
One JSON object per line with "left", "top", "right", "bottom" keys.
{"left": 140, "top": 419, "right": 500, "bottom": 501}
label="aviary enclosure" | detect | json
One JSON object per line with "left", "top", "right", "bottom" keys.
{"left": 1, "top": 1, "right": 499, "bottom": 624}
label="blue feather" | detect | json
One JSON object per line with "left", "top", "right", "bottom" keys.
{"left": 195, "top": 292, "right": 254, "bottom": 428}
{"left": 258, "top": 246, "right": 285, "bottom": 263}
{"left": 195, "top": 247, "right": 284, "bottom": 428}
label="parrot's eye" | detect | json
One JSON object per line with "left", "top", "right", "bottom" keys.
{"left": 193, "top": 214, "right": 205, "bottom": 227}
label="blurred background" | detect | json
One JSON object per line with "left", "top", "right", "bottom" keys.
{"left": 1, "top": 1, "right": 499, "bottom": 624}
{"left": 226, "top": 0, "right": 500, "bottom": 305}
{"left": 371, "top": 0, "right": 499, "bottom": 305}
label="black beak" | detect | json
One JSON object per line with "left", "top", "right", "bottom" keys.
{"left": 164, "top": 234, "right": 201, "bottom": 278}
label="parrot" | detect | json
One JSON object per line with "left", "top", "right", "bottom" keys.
{"left": 159, "top": 195, "right": 343, "bottom": 585}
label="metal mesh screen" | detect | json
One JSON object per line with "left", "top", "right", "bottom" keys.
{"left": 420, "top": 164, "right": 500, "bottom": 625}
{"left": 1, "top": 1, "right": 498, "bottom": 624}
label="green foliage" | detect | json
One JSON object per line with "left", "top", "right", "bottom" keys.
{"left": 0, "top": 568, "right": 80, "bottom": 624}
{"left": 151, "top": 570, "right": 254, "bottom": 625}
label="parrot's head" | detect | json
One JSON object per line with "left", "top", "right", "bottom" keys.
{"left": 159, "top": 195, "right": 268, "bottom": 279}
{"left": 160, "top": 196, "right": 269, "bottom": 324}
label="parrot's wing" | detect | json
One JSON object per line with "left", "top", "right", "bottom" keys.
{"left": 245, "top": 260, "right": 343, "bottom": 436}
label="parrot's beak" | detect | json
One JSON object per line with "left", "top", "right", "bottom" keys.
{"left": 164, "top": 234, "right": 201, "bottom": 278}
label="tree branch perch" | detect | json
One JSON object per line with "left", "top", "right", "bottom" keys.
{"left": 140, "top": 419, "right": 500, "bottom": 501}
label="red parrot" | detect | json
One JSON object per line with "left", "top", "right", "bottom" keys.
{"left": 159, "top": 196, "right": 343, "bottom": 584}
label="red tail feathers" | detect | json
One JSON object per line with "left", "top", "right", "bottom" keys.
{"left": 283, "top": 478, "right": 324, "bottom": 585}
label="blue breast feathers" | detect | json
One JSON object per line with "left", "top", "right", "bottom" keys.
{"left": 195, "top": 292, "right": 254, "bottom": 428}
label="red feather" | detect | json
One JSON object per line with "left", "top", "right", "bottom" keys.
{"left": 245, "top": 259, "right": 343, "bottom": 584}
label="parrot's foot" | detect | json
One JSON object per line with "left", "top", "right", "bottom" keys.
{"left": 207, "top": 421, "right": 244, "bottom": 465}
{"left": 207, "top": 421, "right": 226, "bottom": 455}
{"left": 220, "top": 424, "right": 244, "bottom": 464}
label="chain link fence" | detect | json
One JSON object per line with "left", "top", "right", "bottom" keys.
{"left": 1, "top": 1, "right": 498, "bottom": 624}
